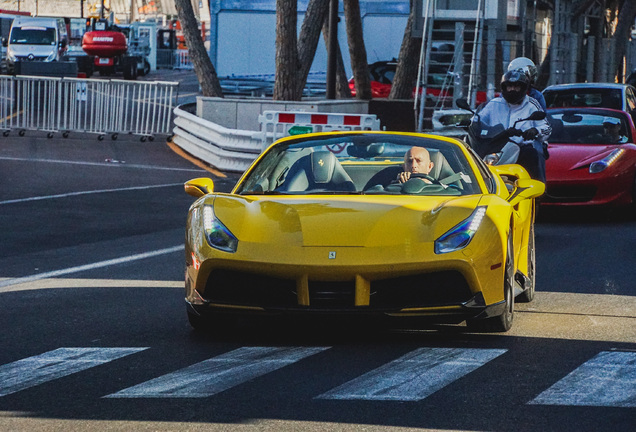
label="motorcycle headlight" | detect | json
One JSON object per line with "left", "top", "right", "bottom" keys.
{"left": 589, "top": 148, "right": 625, "bottom": 173}
{"left": 435, "top": 206, "right": 486, "bottom": 254}
{"left": 202, "top": 205, "right": 238, "bottom": 253}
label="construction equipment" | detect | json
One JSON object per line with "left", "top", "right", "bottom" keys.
{"left": 82, "top": 18, "right": 150, "bottom": 80}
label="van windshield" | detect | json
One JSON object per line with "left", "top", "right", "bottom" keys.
{"left": 10, "top": 27, "right": 56, "bottom": 45}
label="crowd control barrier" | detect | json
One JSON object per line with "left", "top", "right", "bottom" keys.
{"left": 258, "top": 111, "right": 381, "bottom": 147}
{"left": 0, "top": 75, "right": 179, "bottom": 140}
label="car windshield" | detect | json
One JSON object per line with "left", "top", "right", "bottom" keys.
{"left": 235, "top": 134, "right": 482, "bottom": 196}
{"left": 10, "top": 27, "right": 57, "bottom": 45}
{"left": 544, "top": 88, "right": 623, "bottom": 110}
{"left": 548, "top": 111, "right": 632, "bottom": 144}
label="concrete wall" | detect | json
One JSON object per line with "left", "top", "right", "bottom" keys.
{"left": 197, "top": 97, "right": 370, "bottom": 131}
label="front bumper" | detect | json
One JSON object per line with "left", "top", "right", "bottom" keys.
{"left": 186, "top": 267, "right": 506, "bottom": 324}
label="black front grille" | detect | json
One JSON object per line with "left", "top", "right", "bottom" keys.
{"left": 370, "top": 271, "right": 472, "bottom": 309}
{"left": 204, "top": 269, "right": 297, "bottom": 307}
{"left": 203, "top": 269, "right": 472, "bottom": 311}
{"left": 309, "top": 281, "right": 355, "bottom": 307}
{"left": 545, "top": 185, "right": 597, "bottom": 203}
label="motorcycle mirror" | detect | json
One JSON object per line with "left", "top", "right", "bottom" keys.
{"left": 527, "top": 111, "right": 546, "bottom": 121}
{"left": 455, "top": 98, "right": 474, "bottom": 113}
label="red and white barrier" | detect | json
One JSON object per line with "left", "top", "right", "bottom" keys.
{"left": 259, "top": 110, "right": 381, "bottom": 147}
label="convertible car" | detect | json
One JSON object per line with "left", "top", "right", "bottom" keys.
{"left": 544, "top": 107, "right": 636, "bottom": 207}
{"left": 184, "top": 131, "right": 544, "bottom": 333}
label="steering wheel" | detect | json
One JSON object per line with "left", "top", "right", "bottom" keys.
{"left": 410, "top": 173, "right": 439, "bottom": 184}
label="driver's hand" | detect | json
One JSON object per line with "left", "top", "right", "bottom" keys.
{"left": 397, "top": 172, "right": 432, "bottom": 184}
{"left": 397, "top": 172, "right": 411, "bottom": 183}
{"left": 522, "top": 127, "right": 539, "bottom": 140}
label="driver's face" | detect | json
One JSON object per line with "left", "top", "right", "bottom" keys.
{"left": 404, "top": 147, "right": 433, "bottom": 174}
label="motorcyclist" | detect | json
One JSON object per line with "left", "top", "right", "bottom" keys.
{"left": 472, "top": 69, "right": 552, "bottom": 182}
{"left": 507, "top": 57, "right": 546, "bottom": 111}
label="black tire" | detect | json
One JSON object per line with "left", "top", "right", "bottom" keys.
{"left": 467, "top": 234, "right": 515, "bottom": 332}
{"left": 140, "top": 59, "right": 150, "bottom": 76}
{"left": 123, "top": 59, "right": 134, "bottom": 80}
{"left": 517, "top": 224, "right": 535, "bottom": 303}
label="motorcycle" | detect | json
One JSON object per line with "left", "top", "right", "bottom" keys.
{"left": 456, "top": 98, "right": 546, "bottom": 167}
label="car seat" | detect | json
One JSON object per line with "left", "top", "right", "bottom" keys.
{"left": 278, "top": 151, "right": 357, "bottom": 192}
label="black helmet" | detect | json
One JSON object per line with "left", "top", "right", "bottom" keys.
{"left": 501, "top": 70, "right": 529, "bottom": 104}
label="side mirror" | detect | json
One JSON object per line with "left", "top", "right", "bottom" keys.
{"left": 527, "top": 110, "right": 546, "bottom": 121}
{"left": 507, "top": 178, "right": 545, "bottom": 207}
{"left": 455, "top": 98, "right": 474, "bottom": 113}
{"left": 184, "top": 177, "right": 215, "bottom": 198}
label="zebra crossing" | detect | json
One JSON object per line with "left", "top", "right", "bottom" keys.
{"left": 1, "top": 346, "right": 635, "bottom": 407}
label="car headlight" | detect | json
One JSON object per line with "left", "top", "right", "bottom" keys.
{"left": 589, "top": 148, "right": 625, "bottom": 173}
{"left": 434, "top": 206, "right": 486, "bottom": 254}
{"left": 7, "top": 49, "right": 15, "bottom": 62}
{"left": 46, "top": 51, "right": 57, "bottom": 61}
{"left": 202, "top": 205, "right": 238, "bottom": 253}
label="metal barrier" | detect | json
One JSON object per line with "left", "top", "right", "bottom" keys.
{"left": 258, "top": 110, "right": 381, "bottom": 147}
{"left": 174, "top": 50, "right": 193, "bottom": 70}
{"left": 0, "top": 75, "right": 179, "bottom": 140}
{"left": 171, "top": 106, "right": 382, "bottom": 173}
{"left": 172, "top": 104, "right": 263, "bottom": 173}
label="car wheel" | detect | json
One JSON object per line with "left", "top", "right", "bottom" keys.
{"left": 467, "top": 234, "right": 515, "bottom": 332}
{"left": 517, "top": 224, "right": 535, "bottom": 303}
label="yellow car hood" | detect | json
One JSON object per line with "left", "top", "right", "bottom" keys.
{"left": 209, "top": 194, "right": 483, "bottom": 248}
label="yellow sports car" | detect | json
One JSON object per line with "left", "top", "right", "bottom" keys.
{"left": 184, "top": 131, "right": 544, "bottom": 332}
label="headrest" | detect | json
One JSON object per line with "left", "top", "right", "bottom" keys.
{"left": 311, "top": 151, "right": 337, "bottom": 184}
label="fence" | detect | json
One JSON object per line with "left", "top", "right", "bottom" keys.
{"left": 0, "top": 75, "right": 179, "bottom": 140}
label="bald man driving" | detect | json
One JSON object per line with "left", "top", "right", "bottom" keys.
{"left": 397, "top": 147, "right": 435, "bottom": 183}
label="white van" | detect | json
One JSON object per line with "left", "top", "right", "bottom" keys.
{"left": 6, "top": 17, "right": 68, "bottom": 73}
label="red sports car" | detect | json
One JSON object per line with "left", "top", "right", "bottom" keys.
{"left": 543, "top": 107, "right": 636, "bottom": 207}
{"left": 349, "top": 60, "right": 488, "bottom": 104}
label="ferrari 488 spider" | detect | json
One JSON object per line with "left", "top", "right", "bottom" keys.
{"left": 184, "top": 131, "right": 544, "bottom": 332}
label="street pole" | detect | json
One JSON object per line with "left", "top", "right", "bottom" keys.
{"left": 326, "top": 0, "right": 338, "bottom": 100}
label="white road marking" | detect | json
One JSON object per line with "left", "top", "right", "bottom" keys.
{"left": 105, "top": 346, "right": 329, "bottom": 398}
{"left": 0, "top": 183, "right": 184, "bottom": 206}
{"left": 317, "top": 347, "right": 507, "bottom": 401}
{"left": 0, "top": 245, "right": 184, "bottom": 291}
{"left": 0, "top": 347, "right": 147, "bottom": 397}
{"left": 529, "top": 351, "right": 636, "bottom": 407}
{"left": 0, "top": 156, "right": 204, "bottom": 172}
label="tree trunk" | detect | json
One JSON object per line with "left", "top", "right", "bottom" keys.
{"left": 610, "top": 0, "right": 636, "bottom": 81}
{"left": 295, "top": 0, "right": 330, "bottom": 96}
{"left": 274, "top": 0, "right": 300, "bottom": 100}
{"left": 343, "top": 0, "right": 371, "bottom": 99}
{"left": 174, "top": 0, "right": 223, "bottom": 97}
{"left": 389, "top": 0, "right": 421, "bottom": 100}
{"left": 322, "top": 17, "right": 352, "bottom": 98}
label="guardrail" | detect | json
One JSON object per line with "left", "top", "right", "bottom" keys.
{"left": 172, "top": 104, "right": 264, "bottom": 173}
{"left": 0, "top": 75, "right": 179, "bottom": 140}
{"left": 172, "top": 105, "right": 381, "bottom": 173}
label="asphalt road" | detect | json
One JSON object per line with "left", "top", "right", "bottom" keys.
{"left": 0, "top": 132, "right": 634, "bottom": 432}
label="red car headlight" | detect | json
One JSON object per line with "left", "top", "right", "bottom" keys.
{"left": 589, "top": 149, "right": 625, "bottom": 174}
